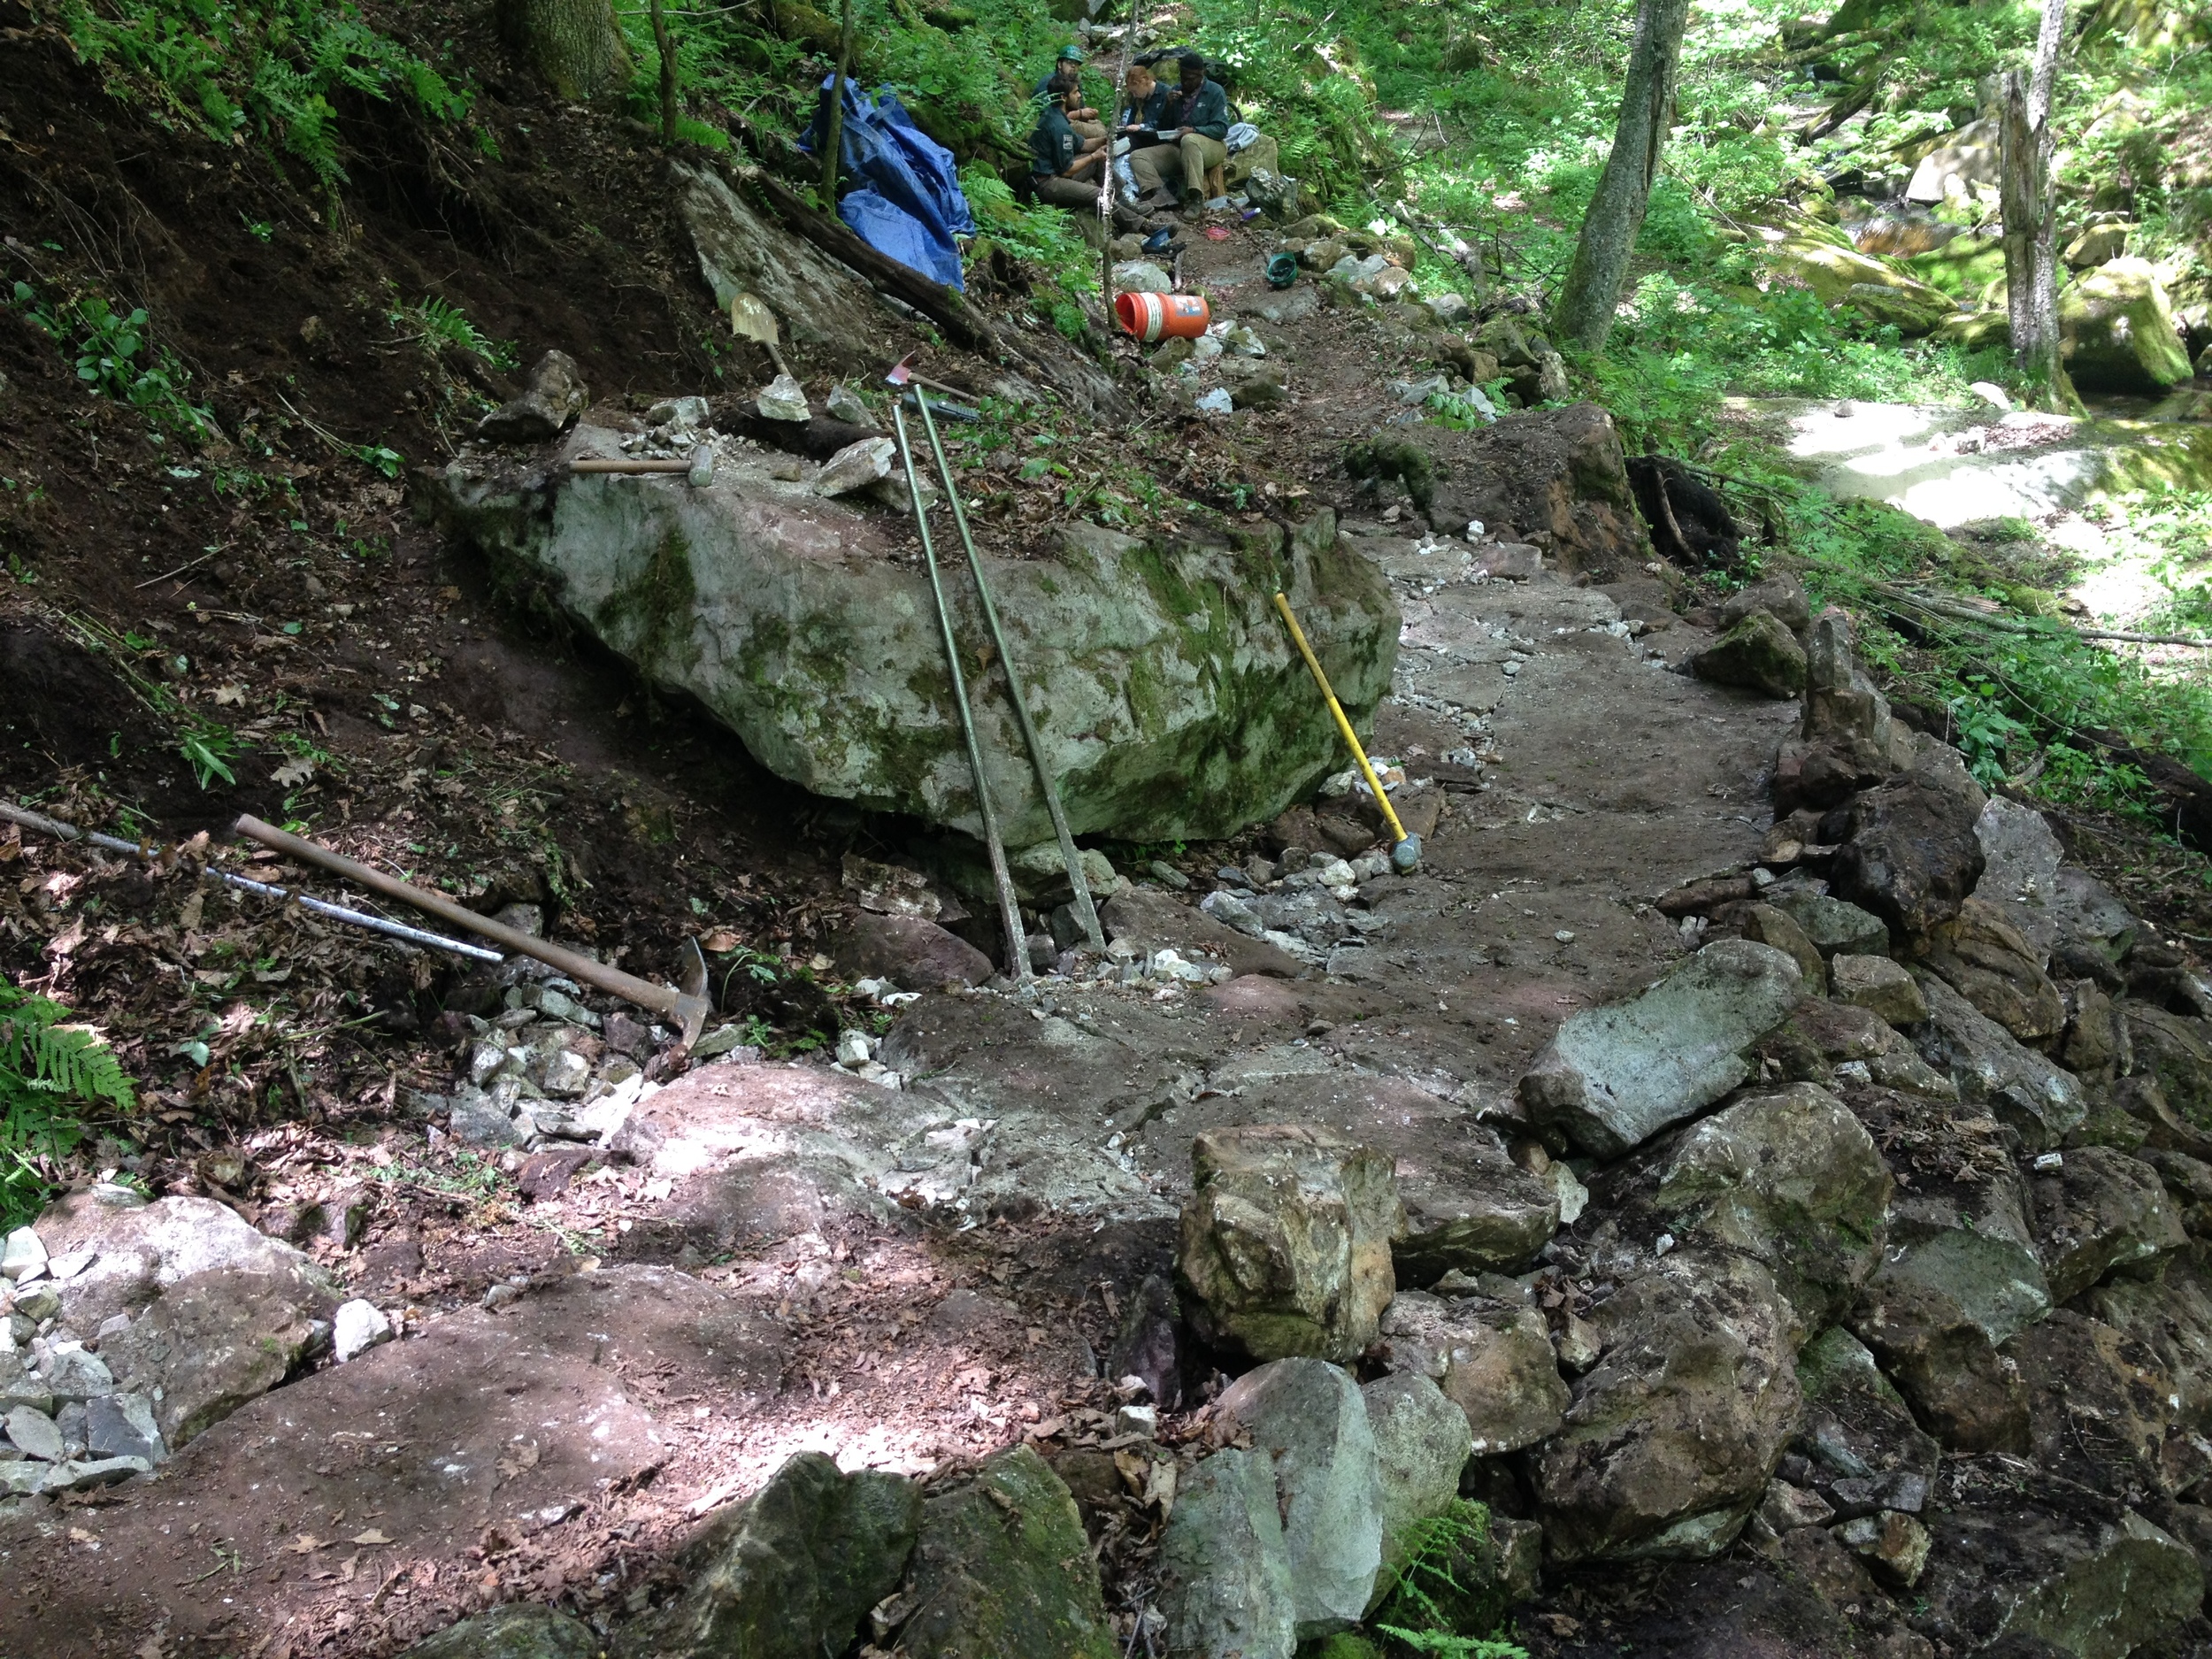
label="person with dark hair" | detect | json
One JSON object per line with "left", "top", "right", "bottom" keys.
{"left": 1030, "top": 75, "right": 1154, "bottom": 228}
{"left": 1049, "top": 65, "right": 1106, "bottom": 147}
{"left": 1126, "top": 52, "right": 1229, "bottom": 212}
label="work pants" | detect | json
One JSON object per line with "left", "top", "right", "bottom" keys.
{"left": 1128, "top": 133, "right": 1228, "bottom": 201}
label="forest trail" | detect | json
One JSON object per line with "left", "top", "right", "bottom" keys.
{"left": 0, "top": 193, "right": 1812, "bottom": 1656}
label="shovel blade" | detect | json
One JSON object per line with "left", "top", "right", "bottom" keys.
{"left": 730, "top": 293, "right": 780, "bottom": 347}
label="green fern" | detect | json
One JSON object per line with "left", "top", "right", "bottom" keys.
{"left": 1371, "top": 1501, "right": 1530, "bottom": 1659}
{"left": 0, "top": 979, "right": 135, "bottom": 1231}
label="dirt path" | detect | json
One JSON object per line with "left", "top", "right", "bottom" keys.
{"left": 0, "top": 210, "right": 1813, "bottom": 1649}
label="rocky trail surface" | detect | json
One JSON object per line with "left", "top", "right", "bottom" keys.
{"left": 11, "top": 64, "right": 2212, "bottom": 1659}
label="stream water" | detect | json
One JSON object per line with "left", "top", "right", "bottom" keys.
{"left": 1764, "top": 393, "right": 2212, "bottom": 622}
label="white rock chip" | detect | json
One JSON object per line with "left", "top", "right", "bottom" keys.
{"left": 333, "top": 1300, "right": 395, "bottom": 1364}
{"left": 1, "top": 1229, "right": 47, "bottom": 1282}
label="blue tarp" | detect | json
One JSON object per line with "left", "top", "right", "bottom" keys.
{"left": 804, "top": 81, "right": 972, "bottom": 291}
{"left": 839, "top": 188, "right": 966, "bottom": 291}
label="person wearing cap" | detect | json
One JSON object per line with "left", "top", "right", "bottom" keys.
{"left": 1127, "top": 53, "right": 1230, "bottom": 213}
{"left": 1034, "top": 42, "right": 1087, "bottom": 98}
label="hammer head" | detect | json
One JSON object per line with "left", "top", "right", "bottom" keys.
{"left": 885, "top": 355, "right": 915, "bottom": 388}
{"left": 674, "top": 935, "right": 712, "bottom": 1048}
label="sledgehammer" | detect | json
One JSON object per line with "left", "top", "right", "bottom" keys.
{"left": 231, "top": 815, "right": 715, "bottom": 1045}
{"left": 1272, "top": 593, "right": 1421, "bottom": 874}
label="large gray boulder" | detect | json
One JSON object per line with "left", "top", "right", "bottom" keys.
{"left": 1532, "top": 1251, "right": 1801, "bottom": 1562}
{"left": 1919, "top": 897, "right": 2064, "bottom": 1043}
{"left": 1654, "top": 1082, "right": 1893, "bottom": 1337}
{"left": 475, "top": 351, "right": 589, "bottom": 447}
{"left": 1690, "top": 609, "right": 1806, "bottom": 698}
{"left": 1792, "top": 1328, "right": 1941, "bottom": 1522}
{"left": 1178, "top": 1125, "right": 1402, "bottom": 1363}
{"left": 102, "top": 1265, "right": 337, "bottom": 1448}
{"left": 1361, "top": 1373, "right": 1475, "bottom": 1608}
{"left": 672, "top": 161, "right": 899, "bottom": 361}
{"left": 2006, "top": 1311, "right": 2197, "bottom": 1498}
{"left": 1915, "top": 1485, "right": 2202, "bottom": 1658}
{"left": 2029, "top": 1146, "right": 2185, "bottom": 1303}
{"left": 1393, "top": 1124, "right": 1559, "bottom": 1283}
{"left": 612, "top": 1451, "right": 918, "bottom": 1659}
{"left": 1374, "top": 1292, "right": 1567, "bottom": 1455}
{"left": 1215, "top": 1359, "right": 1384, "bottom": 1637}
{"left": 1850, "top": 1157, "right": 2046, "bottom": 1455}
{"left": 2079, "top": 1254, "right": 2212, "bottom": 1431}
{"left": 1518, "top": 940, "right": 1806, "bottom": 1157}
{"left": 1974, "top": 796, "right": 2067, "bottom": 958}
{"left": 1155, "top": 1448, "right": 1296, "bottom": 1659}
{"left": 34, "top": 1192, "right": 335, "bottom": 1334}
{"left": 1766, "top": 890, "right": 1890, "bottom": 960}
{"left": 894, "top": 1446, "right": 1115, "bottom": 1659}
{"left": 429, "top": 439, "right": 1397, "bottom": 846}
{"left": 400, "top": 1605, "right": 600, "bottom": 1659}
{"left": 1915, "top": 974, "right": 2085, "bottom": 1148}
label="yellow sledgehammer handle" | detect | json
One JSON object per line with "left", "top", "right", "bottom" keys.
{"left": 1273, "top": 591, "right": 1409, "bottom": 847}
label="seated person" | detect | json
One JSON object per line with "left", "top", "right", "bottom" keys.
{"left": 1116, "top": 63, "right": 1167, "bottom": 143}
{"left": 1029, "top": 87, "right": 1109, "bottom": 214}
{"left": 1126, "top": 53, "right": 1230, "bottom": 211}
{"left": 1029, "top": 86, "right": 1162, "bottom": 230}
{"left": 1033, "top": 42, "right": 1085, "bottom": 99}
{"left": 1048, "top": 66, "right": 1106, "bottom": 148}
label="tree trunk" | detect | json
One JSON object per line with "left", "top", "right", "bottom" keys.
{"left": 821, "top": 0, "right": 853, "bottom": 206}
{"left": 1550, "top": 0, "right": 1694, "bottom": 352}
{"left": 2001, "top": 0, "right": 2073, "bottom": 406}
{"left": 651, "top": 0, "right": 679, "bottom": 144}
{"left": 499, "top": 0, "right": 632, "bottom": 103}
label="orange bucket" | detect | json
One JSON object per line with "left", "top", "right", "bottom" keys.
{"left": 1116, "top": 290, "right": 1211, "bottom": 342}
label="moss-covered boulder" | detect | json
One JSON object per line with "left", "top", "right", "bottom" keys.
{"left": 1690, "top": 608, "right": 1807, "bottom": 699}
{"left": 1909, "top": 233, "right": 2011, "bottom": 305}
{"left": 400, "top": 1606, "right": 599, "bottom": 1659}
{"left": 2062, "top": 257, "right": 2194, "bottom": 394}
{"left": 1763, "top": 232, "right": 1957, "bottom": 335}
{"left": 895, "top": 1446, "right": 1115, "bottom": 1659}
{"left": 426, "top": 432, "right": 1397, "bottom": 846}
{"left": 613, "top": 1451, "right": 918, "bottom": 1659}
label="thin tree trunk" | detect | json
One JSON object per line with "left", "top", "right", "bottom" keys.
{"left": 1550, "top": 0, "right": 1693, "bottom": 351}
{"left": 822, "top": 0, "right": 853, "bottom": 208}
{"left": 2002, "top": 0, "right": 2072, "bottom": 405}
{"left": 650, "top": 0, "right": 678, "bottom": 144}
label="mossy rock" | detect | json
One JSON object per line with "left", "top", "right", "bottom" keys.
{"left": 2062, "top": 256, "right": 2194, "bottom": 393}
{"left": 1299, "top": 1637, "right": 1384, "bottom": 1659}
{"left": 1933, "top": 309, "right": 2012, "bottom": 352}
{"left": 1766, "top": 235, "right": 1955, "bottom": 319}
{"left": 399, "top": 1606, "right": 598, "bottom": 1659}
{"left": 1908, "top": 234, "right": 2011, "bottom": 305}
{"left": 1843, "top": 281, "right": 1952, "bottom": 337}
{"left": 1690, "top": 608, "right": 1807, "bottom": 699}
{"left": 896, "top": 1446, "right": 1115, "bottom": 1659}
{"left": 428, "top": 434, "right": 1398, "bottom": 848}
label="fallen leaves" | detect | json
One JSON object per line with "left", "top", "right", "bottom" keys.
{"left": 349, "top": 1529, "right": 392, "bottom": 1547}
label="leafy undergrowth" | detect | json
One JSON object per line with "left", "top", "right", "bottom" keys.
{"left": 41, "top": 0, "right": 471, "bottom": 187}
